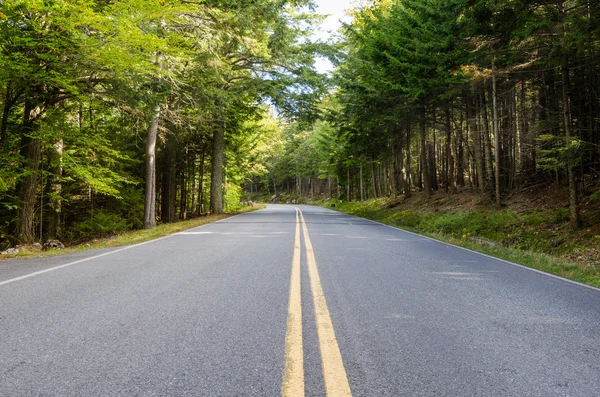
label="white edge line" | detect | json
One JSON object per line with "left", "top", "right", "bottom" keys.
{"left": 0, "top": 209, "right": 265, "bottom": 287}
{"left": 0, "top": 234, "right": 178, "bottom": 287}
{"left": 0, "top": 211, "right": 251, "bottom": 287}
{"left": 318, "top": 206, "right": 600, "bottom": 294}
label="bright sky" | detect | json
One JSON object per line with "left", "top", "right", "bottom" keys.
{"left": 312, "top": 0, "right": 356, "bottom": 74}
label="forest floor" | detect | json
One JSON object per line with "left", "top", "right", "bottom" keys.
{"left": 313, "top": 180, "right": 600, "bottom": 288}
{"left": 0, "top": 205, "right": 265, "bottom": 261}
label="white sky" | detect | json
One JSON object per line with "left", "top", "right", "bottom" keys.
{"left": 312, "top": 0, "right": 356, "bottom": 74}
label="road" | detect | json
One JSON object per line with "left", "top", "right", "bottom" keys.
{"left": 1, "top": 204, "right": 600, "bottom": 396}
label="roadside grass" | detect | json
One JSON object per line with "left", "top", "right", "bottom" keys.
{"left": 316, "top": 199, "right": 600, "bottom": 289}
{"left": 1, "top": 205, "right": 265, "bottom": 261}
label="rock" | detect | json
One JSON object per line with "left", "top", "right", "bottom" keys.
{"left": 43, "top": 240, "right": 65, "bottom": 250}
{"left": 15, "top": 243, "right": 43, "bottom": 251}
{"left": 1, "top": 248, "right": 20, "bottom": 255}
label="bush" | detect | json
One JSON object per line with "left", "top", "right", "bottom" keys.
{"left": 224, "top": 183, "right": 243, "bottom": 212}
{"left": 67, "top": 211, "right": 132, "bottom": 241}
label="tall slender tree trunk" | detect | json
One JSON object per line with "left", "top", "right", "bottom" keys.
{"left": 16, "top": 100, "right": 43, "bottom": 243}
{"left": 519, "top": 79, "right": 535, "bottom": 177}
{"left": 346, "top": 168, "right": 351, "bottom": 201}
{"left": 468, "top": 96, "right": 484, "bottom": 190}
{"left": 405, "top": 120, "right": 412, "bottom": 198}
{"left": 492, "top": 61, "right": 502, "bottom": 206}
{"left": 161, "top": 130, "right": 177, "bottom": 223}
{"left": 210, "top": 116, "right": 225, "bottom": 214}
{"left": 359, "top": 165, "right": 365, "bottom": 200}
{"left": 189, "top": 150, "right": 196, "bottom": 215}
{"left": 559, "top": 4, "right": 582, "bottom": 230}
{"left": 480, "top": 90, "right": 494, "bottom": 191}
{"left": 196, "top": 145, "right": 206, "bottom": 216}
{"left": 179, "top": 145, "right": 188, "bottom": 220}
{"left": 430, "top": 110, "right": 438, "bottom": 191}
{"left": 143, "top": 104, "right": 160, "bottom": 229}
{"left": 444, "top": 107, "right": 456, "bottom": 193}
{"left": 457, "top": 106, "right": 465, "bottom": 187}
{"left": 392, "top": 129, "right": 403, "bottom": 196}
{"left": 420, "top": 118, "right": 432, "bottom": 195}
{"left": 428, "top": 143, "right": 436, "bottom": 191}
{"left": 371, "top": 160, "right": 379, "bottom": 197}
{"left": 47, "top": 138, "right": 63, "bottom": 239}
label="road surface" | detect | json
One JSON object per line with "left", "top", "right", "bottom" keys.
{"left": 1, "top": 204, "right": 600, "bottom": 396}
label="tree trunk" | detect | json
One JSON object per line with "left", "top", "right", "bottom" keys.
{"left": 445, "top": 107, "right": 456, "bottom": 193}
{"left": 428, "top": 142, "right": 436, "bottom": 191}
{"left": 468, "top": 96, "right": 484, "bottom": 190}
{"left": 405, "top": 120, "right": 412, "bottom": 198}
{"left": 420, "top": 118, "right": 432, "bottom": 195}
{"left": 371, "top": 160, "right": 379, "bottom": 197}
{"left": 47, "top": 138, "right": 63, "bottom": 239}
{"left": 189, "top": 150, "right": 196, "bottom": 215}
{"left": 393, "top": 129, "right": 403, "bottom": 196}
{"left": 16, "top": 100, "right": 43, "bottom": 243}
{"left": 559, "top": 5, "right": 581, "bottom": 230}
{"left": 457, "top": 106, "right": 465, "bottom": 187}
{"left": 346, "top": 168, "right": 351, "bottom": 201}
{"left": 430, "top": 110, "right": 438, "bottom": 191}
{"left": 359, "top": 165, "right": 364, "bottom": 200}
{"left": 179, "top": 145, "right": 188, "bottom": 220}
{"left": 480, "top": 90, "right": 494, "bottom": 191}
{"left": 196, "top": 145, "right": 206, "bottom": 216}
{"left": 143, "top": 104, "right": 160, "bottom": 229}
{"left": 492, "top": 61, "right": 502, "bottom": 206}
{"left": 210, "top": 117, "right": 225, "bottom": 214}
{"left": 519, "top": 79, "right": 535, "bottom": 178}
{"left": 161, "top": 130, "right": 177, "bottom": 223}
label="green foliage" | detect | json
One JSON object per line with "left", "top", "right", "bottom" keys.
{"left": 537, "top": 134, "right": 587, "bottom": 172}
{"left": 0, "top": 0, "right": 328, "bottom": 244}
{"left": 68, "top": 211, "right": 132, "bottom": 241}
{"left": 224, "top": 183, "right": 243, "bottom": 212}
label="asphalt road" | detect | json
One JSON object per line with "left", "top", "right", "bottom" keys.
{"left": 1, "top": 204, "right": 600, "bottom": 396}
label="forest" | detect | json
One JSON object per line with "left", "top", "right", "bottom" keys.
{"left": 0, "top": 0, "right": 326, "bottom": 247}
{"left": 2, "top": 0, "right": 600, "bottom": 250}
{"left": 260, "top": 0, "right": 600, "bottom": 234}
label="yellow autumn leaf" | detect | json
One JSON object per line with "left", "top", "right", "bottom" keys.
{"left": 0, "top": 12, "right": 8, "bottom": 20}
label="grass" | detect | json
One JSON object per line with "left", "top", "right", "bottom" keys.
{"left": 1, "top": 204, "right": 264, "bottom": 261}
{"left": 316, "top": 199, "right": 600, "bottom": 289}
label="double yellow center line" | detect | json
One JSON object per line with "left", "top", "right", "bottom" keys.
{"left": 282, "top": 208, "right": 352, "bottom": 397}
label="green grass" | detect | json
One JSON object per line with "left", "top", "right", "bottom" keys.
{"left": 316, "top": 200, "right": 600, "bottom": 289}
{"left": 1, "top": 205, "right": 264, "bottom": 261}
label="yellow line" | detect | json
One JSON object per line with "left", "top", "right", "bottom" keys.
{"left": 299, "top": 209, "right": 352, "bottom": 397}
{"left": 282, "top": 208, "right": 304, "bottom": 397}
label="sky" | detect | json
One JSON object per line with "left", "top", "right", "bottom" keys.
{"left": 312, "top": 0, "right": 356, "bottom": 74}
